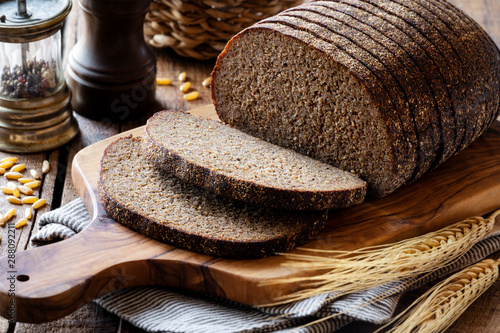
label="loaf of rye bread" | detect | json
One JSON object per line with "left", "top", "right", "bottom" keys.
{"left": 142, "top": 110, "right": 367, "bottom": 210}
{"left": 98, "top": 136, "right": 328, "bottom": 258}
{"left": 211, "top": 0, "right": 500, "bottom": 197}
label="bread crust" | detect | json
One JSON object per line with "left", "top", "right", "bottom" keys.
{"left": 423, "top": 0, "right": 500, "bottom": 149}
{"left": 98, "top": 136, "right": 328, "bottom": 259}
{"left": 143, "top": 111, "right": 367, "bottom": 210}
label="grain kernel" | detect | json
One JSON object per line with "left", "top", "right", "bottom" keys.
{"left": 0, "top": 186, "right": 13, "bottom": 195}
{"left": 0, "top": 161, "right": 14, "bottom": 169}
{"left": 1, "top": 157, "right": 17, "bottom": 163}
{"left": 5, "top": 172, "right": 23, "bottom": 180}
{"left": 178, "top": 71, "right": 187, "bottom": 81}
{"left": 0, "top": 167, "right": 5, "bottom": 174}
{"left": 30, "top": 169, "right": 40, "bottom": 179}
{"left": 179, "top": 81, "right": 191, "bottom": 92}
{"left": 183, "top": 91, "right": 199, "bottom": 101}
{"left": 202, "top": 77, "right": 211, "bottom": 87}
{"left": 25, "top": 207, "right": 32, "bottom": 220}
{"left": 17, "top": 185, "right": 33, "bottom": 196}
{"left": 4, "top": 208, "right": 15, "bottom": 221}
{"left": 156, "top": 77, "right": 172, "bottom": 85}
{"left": 32, "top": 198, "right": 46, "bottom": 210}
{"left": 15, "top": 219, "right": 27, "bottom": 229}
{"left": 11, "top": 164, "right": 25, "bottom": 173}
{"left": 18, "top": 178, "right": 35, "bottom": 184}
{"left": 0, "top": 217, "right": 5, "bottom": 227}
{"left": 12, "top": 188, "right": 20, "bottom": 198}
{"left": 22, "top": 196, "right": 38, "bottom": 204}
{"left": 42, "top": 160, "right": 50, "bottom": 173}
{"left": 24, "top": 180, "right": 41, "bottom": 188}
{"left": 7, "top": 196, "right": 22, "bottom": 204}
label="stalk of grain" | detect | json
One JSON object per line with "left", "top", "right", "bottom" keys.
{"left": 260, "top": 210, "right": 500, "bottom": 305}
{"left": 376, "top": 258, "right": 500, "bottom": 333}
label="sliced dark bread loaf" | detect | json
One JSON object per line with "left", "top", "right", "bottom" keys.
{"left": 142, "top": 111, "right": 367, "bottom": 210}
{"left": 211, "top": 0, "right": 500, "bottom": 197}
{"left": 98, "top": 136, "right": 328, "bottom": 259}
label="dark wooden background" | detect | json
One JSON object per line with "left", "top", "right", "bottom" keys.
{"left": 0, "top": 0, "right": 499, "bottom": 331}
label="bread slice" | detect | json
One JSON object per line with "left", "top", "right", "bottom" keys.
{"left": 98, "top": 136, "right": 328, "bottom": 259}
{"left": 142, "top": 111, "right": 367, "bottom": 210}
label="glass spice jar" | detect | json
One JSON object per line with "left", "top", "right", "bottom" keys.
{"left": 0, "top": 0, "right": 78, "bottom": 153}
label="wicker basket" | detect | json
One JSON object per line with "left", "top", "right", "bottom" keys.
{"left": 144, "top": 0, "right": 304, "bottom": 60}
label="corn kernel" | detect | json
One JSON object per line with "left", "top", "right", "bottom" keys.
{"left": 11, "top": 164, "right": 25, "bottom": 173}
{"left": 30, "top": 169, "right": 40, "bottom": 179}
{"left": 156, "top": 77, "right": 172, "bottom": 85}
{"left": 24, "top": 180, "right": 41, "bottom": 189}
{"left": 25, "top": 207, "right": 32, "bottom": 220}
{"left": 183, "top": 91, "right": 199, "bottom": 101}
{"left": 7, "top": 196, "right": 22, "bottom": 204}
{"left": 0, "top": 186, "right": 13, "bottom": 195}
{"left": 0, "top": 161, "right": 14, "bottom": 169}
{"left": 32, "top": 198, "right": 46, "bottom": 210}
{"left": 18, "top": 178, "right": 35, "bottom": 184}
{"left": 5, "top": 172, "right": 23, "bottom": 180}
{"left": 42, "top": 160, "right": 50, "bottom": 174}
{"left": 15, "top": 219, "right": 27, "bottom": 229}
{"left": 178, "top": 72, "right": 187, "bottom": 81}
{"left": 1, "top": 157, "right": 17, "bottom": 163}
{"left": 4, "top": 208, "right": 15, "bottom": 221}
{"left": 202, "top": 77, "right": 211, "bottom": 87}
{"left": 17, "top": 185, "right": 33, "bottom": 196}
{"left": 22, "top": 196, "right": 39, "bottom": 204}
{"left": 179, "top": 81, "right": 191, "bottom": 92}
{"left": 12, "top": 188, "right": 20, "bottom": 198}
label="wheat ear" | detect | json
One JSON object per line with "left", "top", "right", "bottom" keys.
{"left": 376, "top": 258, "right": 500, "bottom": 333}
{"left": 260, "top": 210, "right": 500, "bottom": 305}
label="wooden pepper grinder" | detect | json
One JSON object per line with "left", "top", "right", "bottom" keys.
{"left": 66, "top": 0, "right": 156, "bottom": 122}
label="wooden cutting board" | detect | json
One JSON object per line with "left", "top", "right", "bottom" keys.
{"left": 1, "top": 104, "right": 500, "bottom": 323}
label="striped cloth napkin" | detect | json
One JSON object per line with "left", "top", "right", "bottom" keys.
{"left": 31, "top": 199, "right": 500, "bottom": 333}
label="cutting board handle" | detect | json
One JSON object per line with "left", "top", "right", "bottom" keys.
{"left": 0, "top": 215, "right": 180, "bottom": 323}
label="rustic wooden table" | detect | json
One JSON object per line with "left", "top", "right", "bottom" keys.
{"left": 0, "top": 0, "right": 499, "bottom": 331}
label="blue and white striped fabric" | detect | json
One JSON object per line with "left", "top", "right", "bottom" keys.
{"left": 32, "top": 199, "right": 500, "bottom": 333}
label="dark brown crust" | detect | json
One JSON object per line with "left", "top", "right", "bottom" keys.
{"left": 98, "top": 136, "right": 328, "bottom": 259}
{"left": 426, "top": 0, "right": 500, "bottom": 147}
{"left": 143, "top": 111, "right": 367, "bottom": 211}
{"left": 383, "top": 0, "right": 477, "bottom": 163}
{"left": 343, "top": 0, "right": 456, "bottom": 179}
{"left": 327, "top": 0, "right": 457, "bottom": 170}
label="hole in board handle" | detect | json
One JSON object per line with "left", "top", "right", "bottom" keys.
{"left": 17, "top": 275, "right": 29, "bottom": 282}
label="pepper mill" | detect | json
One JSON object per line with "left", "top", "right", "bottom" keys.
{"left": 66, "top": 0, "right": 156, "bottom": 122}
{"left": 0, "top": 0, "right": 79, "bottom": 153}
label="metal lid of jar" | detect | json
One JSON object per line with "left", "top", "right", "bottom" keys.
{"left": 0, "top": 0, "right": 72, "bottom": 43}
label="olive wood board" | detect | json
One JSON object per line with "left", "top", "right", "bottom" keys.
{"left": 1, "top": 104, "right": 500, "bottom": 323}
